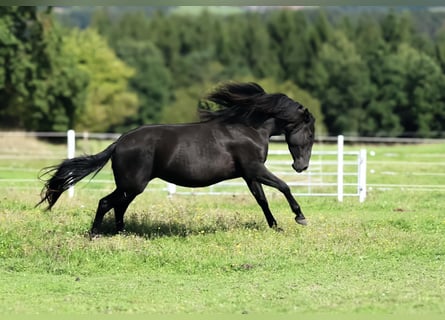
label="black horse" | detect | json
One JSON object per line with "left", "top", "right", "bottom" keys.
{"left": 38, "top": 82, "right": 315, "bottom": 234}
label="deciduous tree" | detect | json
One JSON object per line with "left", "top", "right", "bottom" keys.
{"left": 63, "top": 28, "right": 138, "bottom": 132}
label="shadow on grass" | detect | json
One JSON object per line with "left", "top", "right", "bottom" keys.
{"left": 98, "top": 214, "right": 263, "bottom": 239}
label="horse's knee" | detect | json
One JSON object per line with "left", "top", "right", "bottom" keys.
{"left": 278, "top": 183, "right": 291, "bottom": 195}
{"left": 98, "top": 198, "right": 111, "bottom": 211}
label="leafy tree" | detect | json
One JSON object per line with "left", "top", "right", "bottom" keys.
{"left": 361, "top": 52, "right": 405, "bottom": 136}
{"left": 89, "top": 7, "right": 113, "bottom": 37}
{"left": 394, "top": 44, "right": 445, "bottom": 137}
{"left": 312, "top": 31, "right": 373, "bottom": 135}
{"left": 214, "top": 14, "right": 250, "bottom": 74}
{"left": 242, "top": 13, "right": 280, "bottom": 79}
{"left": 364, "top": 43, "right": 445, "bottom": 137}
{"left": 303, "top": 10, "right": 334, "bottom": 92}
{"left": 308, "top": 10, "right": 333, "bottom": 53}
{"left": 63, "top": 28, "right": 138, "bottom": 132}
{"left": 0, "top": 6, "right": 88, "bottom": 131}
{"left": 92, "top": 11, "right": 172, "bottom": 127}
{"left": 433, "top": 28, "right": 445, "bottom": 134}
{"left": 112, "top": 39, "right": 172, "bottom": 128}
{"left": 435, "top": 26, "right": 445, "bottom": 72}
{"left": 160, "top": 84, "right": 208, "bottom": 124}
{"left": 147, "top": 11, "right": 181, "bottom": 70}
{"left": 213, "top": 13, "right": 280, "bottom": 80}
{"left": 354, "top": 14, "right": 386, "bottom": 59}
{"left": 172, "top": 10, "right": 216, "bottom": 56}
{"left": 30, "top": 21, "right": 89, "bottom": 132}
{"left": 104, "top": 11, "right": 152, "bottom": 48}
{"left": 380, "top": 10, "right": 414, "bottom": 51}
{"left": 353, "top": 18, "right": 402, "bottom": 136}
{"left": 172, "top": 50, "right": 219, "bottom": 88}
{"left": 267, "top": 10, "right": 311, "bottom": 83}
{"left": 0, "top": 6, "right": 46, "bottom": 128}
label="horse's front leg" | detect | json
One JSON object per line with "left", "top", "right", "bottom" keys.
{"left": 252, "top": 164, "right": 307, "bottom": 226}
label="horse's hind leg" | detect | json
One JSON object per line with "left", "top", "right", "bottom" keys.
{"left": 114, "top": 192, "right": 136, "bottom": 233}
{"left": 245, "top": 179, "right": 278, "bottom": 228}
{"left": 90, "top": 189, "right": 124, "bottom": 235}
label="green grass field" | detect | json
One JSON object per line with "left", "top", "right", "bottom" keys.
{"left": 0, "top": 137, "right": 444, "bottom": 316}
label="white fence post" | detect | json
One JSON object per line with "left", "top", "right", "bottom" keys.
{"left": 167, "top": 183, "right": 176, "bottom": 197}
{"left": 358, "top": 149, "right": 367, "bottom": 203}
{"left": 337, "top": 135, "right": 344, "bottom": 202}
{"left": 67, "top": 129, "right": 75, "bottom": 198}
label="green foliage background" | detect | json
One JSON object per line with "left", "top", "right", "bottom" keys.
{"left": 1, "top": 6, "right": 445, "bottom": 137}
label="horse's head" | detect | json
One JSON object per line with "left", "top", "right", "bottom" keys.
{"left": 285, "top": 108, "right": 315, "bottom": 173}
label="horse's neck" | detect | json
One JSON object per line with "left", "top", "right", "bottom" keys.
{"left": 260, "top": 118, "right": 285, "bottom": 137}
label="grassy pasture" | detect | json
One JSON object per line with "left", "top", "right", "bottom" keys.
{"left": 0, "top": 136, "right": 444, "bottom": 316}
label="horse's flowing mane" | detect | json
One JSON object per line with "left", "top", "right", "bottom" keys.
{"left": 199, "top": 82, "right": 302, "bottom": 126}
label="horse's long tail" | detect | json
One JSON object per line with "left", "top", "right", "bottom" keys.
{"left": 37, "top": 142, "right": 117, "bottom": 210}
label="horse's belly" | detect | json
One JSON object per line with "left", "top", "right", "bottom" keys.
{"left": 157, "top": 159, "right": 238, "bottom": 188}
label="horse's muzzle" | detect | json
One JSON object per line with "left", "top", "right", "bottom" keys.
{"left": 292, "top": 163, "right": 308, "bottom": 173}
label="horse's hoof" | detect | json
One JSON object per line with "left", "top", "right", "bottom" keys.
{"left": 295, "top": 217, "right": 308, "bottom": 226}
{"left": 88, "top": 229, "right": 101, "bottom": 240}
{"left": 272, "top": 225, "right": 284, "bottom": 232}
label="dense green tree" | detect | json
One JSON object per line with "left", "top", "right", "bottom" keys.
{"left": 354, "top": 14, "right": 386, "bottom": 59}
{"left": 106, "top": 11, "right": 152, "bottom": 47}
{"left": 394, "top": 44, "right": 445, "bottom": 137}
{"left": 363, "top": 43, "right": 445, "bottom": 137}
{"left": 0, "top": 6, "right": 88, "bottom": 131}
{"left": 312, "top": 31, "right": 373, "bottom": 135}
{"left": 362, "top": 52, "right": 406, "bottom": 136}
{"left": 354, "top": 17, "right": 402, "bottom": 136}
{"left": 112, "top": 39, "right": 172, "bottom": 128}
{"left": 303, "top": 10, "right": 334, "bottom": 92}
{"left": 89, "top": 7, "right": 113, "bottom": 36}
{"left": 435, "top": 26, "right": 445, "bottom": 72}
{"left": 267, "top": 10, "right": 310, "bottom": 83}
{"left": 380, "top": 10, "right": 414, "bottom": 50}
{"left": 242, "top": 13, "right": 280, "bottom": 78}
{"left": 173, "top": 10, "right": 216, "bottom": 56}
{"left": 29, "top": 20, "right": 89, "bottom": 131}
{"left": 161, "top": 84, "right": 208, "bottom": 124}
{"left": 63, "top": 28, "right": 138, "bottom": 132}
{"left": 214, "top": 14, "right": 250, "bottom": 73}
{"left": 92, "top": 11, "right": 173, "bottom": 128}
{"left": 308, "top": 10, "right": 332, "bottom": 53}
{"left": 148, "top": 11, "right": 181, "bottom": 69}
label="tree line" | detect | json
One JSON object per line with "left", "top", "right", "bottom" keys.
{"left": 1, "top": 6, "right": 445, "bottom": 137}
